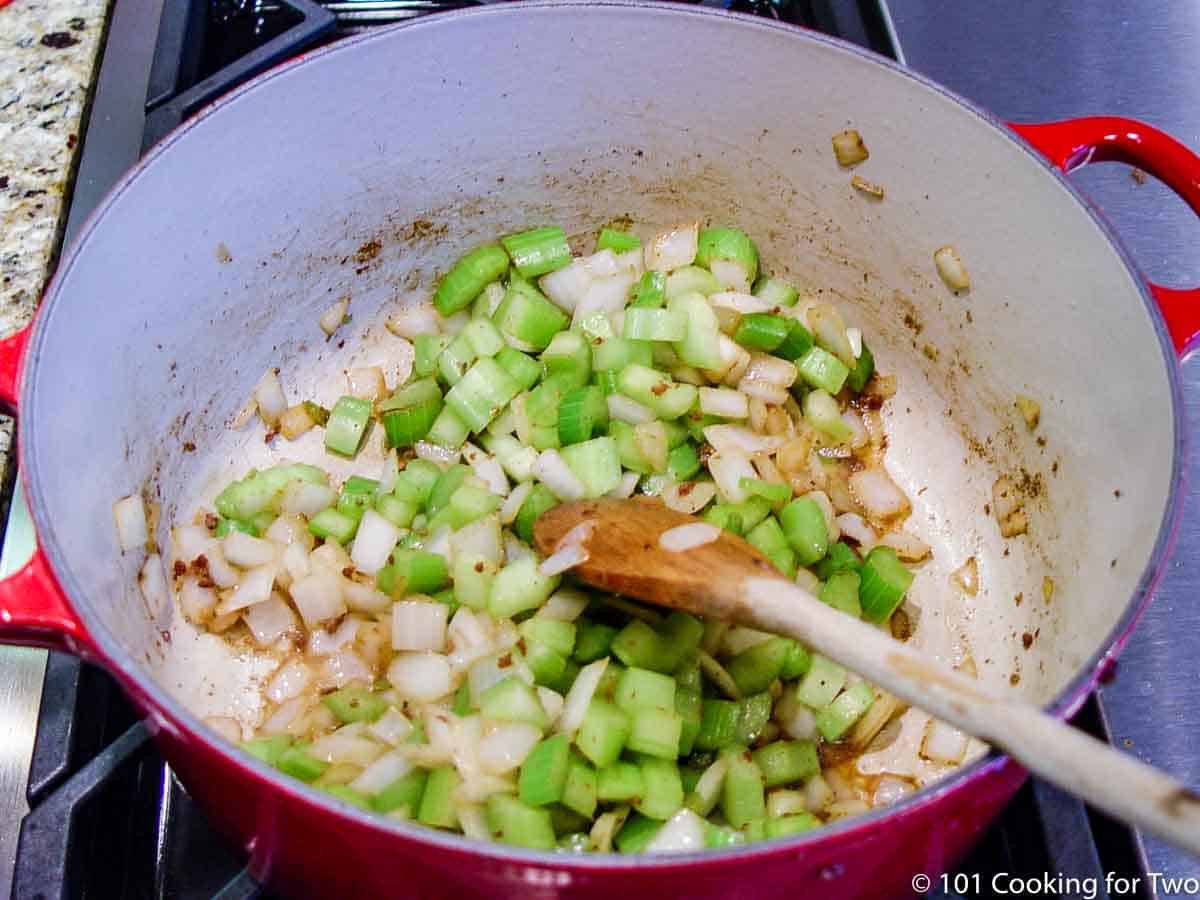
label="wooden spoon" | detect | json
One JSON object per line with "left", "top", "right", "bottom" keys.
{"left": 535, "top": 496, "right": 1200, "bottom": 856}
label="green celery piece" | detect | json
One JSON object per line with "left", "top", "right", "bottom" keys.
{"left": 489, "top": 557, "right": 560, "bottom": 619}
{"left": 493, "top": 280, "right": 569, "bottom": 351}
{"left": 634, "top": 757, "right": 684, "bottom": 820}
{"left": 695, "top": 698, "right": 741, "bottom": 751}
{"left": 463, "top": 317, "right": 505, "bottom": 357}
{"left": 434, "top": 243, "right": 510, "bottom": 315}
{"left": 322, "top": 687, "right": 388, "bottom": 723}
{"left": 574, "top": 621, "right": 618, "bottom": 663}
{"left": 664, "top": 266, "right": 721, "bottom": 301}
{"left": 676, "top": 687, "right": 703, "bottom": 756}
{"left": 658, "top": 612, "right": 704, "bottom": 672}
{"left": 418, "top": 766, "right": 462, "bottom": 828}
{"left": 627, "top": 708, "right": 684, "bottom": 759}
{"left": 241, "top": 735, "right": 292, "bottom": 766}
{"left": 576, "top": 700, "right": 631, "bottom": 767}
{"left": 846, "top": 340, "right": 875, "bottom": 394}
{"left": 816, "top": 682, "right": 876, "bottom": 741}
{"left": 414, "top": 334, "right": 452, "bottom": 378}
{"left": 859, "top": 546, "right": 915, "bottom": 623}
{"left": 322, "top": 785, "right": 371, "bottom": 810}
{"left": 524, "top": 640, "right": 569, "bottom": 688}
{"left": 561, "top": 753, "right": 599, "bottom": 818}
{"left": 795, "top": 655, "right": 846, "bottom": 709}
{"left": 774, "top": 320, "right": 816, "bottom": 361}
{"left": 820, "top": 570, "right": 863, "bottom": 618}
{"left": 597, "top": 761, "right": 644, "bottom": 803}
{"left": 436, "top": 333, "right": 477, "bottom": 386}
{"left": 734, "top": 313, "right": 791, "bottom": 352}
{"left": 558, "top": 385, "right": 608, "bottom": 445}
{"left": 502, "top": 226, "right": 572, "bottom": 278}
{"left": 695, "top": 227, "right": 759, "bottom": 285}
{"left": 631, "top": 270, "right": 667, "bottom": 308}
{"left": 596, "top": 226, "right": 641, "bottom": 254}
{"left": 614, "top": 667, "right": 676, "bottom": 713}
{"left": 726, "top": 636, "right": 792, "bottom": 696}
{"left": 559, "top": 436, "right": 622, "bottom": 498}
{"left": 735, "top": 692, "right": 773, "bottom": 745}
{"left": 479, "top": 676, "right": 549, "bottom": 729}
{"left": 669, "top": 291, "right": 723, "bottom": 369}
{"left": 803, "top": 389, "right": 852, "bottom": 442}
{"left": 520, "top": 618, "right": 577, "bottom": 657}
{"left": 814, "top": 541, "right": 861, "bottom": 580}
{"left": 444, "top": 357, "right": 521, "bottom": 433}
{"left": 486, "top": 794, "right": 556, "bottom": 848}
{"left": 515, "top": 483, "right": 559, "bottom": 543}
{"left": 614, "top": 813, "right": 663, "bottom": 854}
{"left": 667, "top": 443, "right": 701, "bottom": 482}
{"left": 796, "top": 346, "right": 850, "bottom": 394}
{"left": 752, "top": 275, "right": 799, "bottom": 308}
{"left": 751, "top": 740, "right": 820, "bottom": 787}
{"left": 765, "top": 814, "right": 820, "bottom": 839}
{"left": 371, "top": 769, "right": 428, "bottom": 814}
{"left": 779, "top": 497, "right": 829, "bottom": 566}
{"left": 215, "top": 517, "right": 257, "bottom": 538}
{"left": 427, "top": 464, "right": 469, "bottom": 514}
{"left": 518, "top": 734, "right": 573, "bottom": 806}
{"left": 325, "top": 395, "right": 373, "bottom": 458}
{"left": 276, "top": 744, "right": 328, "bottom": 783}
{"left": 540, "top": 331, "right": 592, "bottom": 390}
{"left": 739, "top": 477, "right": 792, "bottom": 506}
{"left": 308, "top": 507, "right": 357, "bottom": 545}
{"left": 720, "top": 749, "right": 765, "bottom": 829}
{"left": 393, "top": 459, "right": 440, "bottom": 507}
{"left": 780, "top": 640, "right": 812, "bottom": 680}
{"left": 592, "top": 336, "right": 654, "bottom": 371}
{"left": 609, "top": 620, "right": 670, "bottom": 673}
{"left": 494, "top": 346, "right": 542, "bottom": 391}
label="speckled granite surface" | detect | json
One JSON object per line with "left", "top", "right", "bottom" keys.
{"left": 0, "top": 0, "right": 108, "bottom": 469}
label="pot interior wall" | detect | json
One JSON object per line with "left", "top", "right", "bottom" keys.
{"left": 28, "top": 5, "right": 1174, "bottom": 737}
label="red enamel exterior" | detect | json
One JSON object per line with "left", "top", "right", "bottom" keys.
{"left": 0, "top": 76, "right": 1197, "bottom": 900}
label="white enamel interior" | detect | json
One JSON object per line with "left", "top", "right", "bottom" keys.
{"left": 25, "top": 4, "right": 1176, "bottom": 782}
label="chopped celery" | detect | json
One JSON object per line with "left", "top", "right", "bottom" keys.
{"left": 665, "top": 266, "right": 721, "bottom": 300}
{"left": 562, "top": 753, "right": 599, "bottom": 818}
{"left": 667, "top": 442, "right": 701, "bottom": 482}
{"left": 308, "top": 507, "right": 358, "bottom": 545}
{"left": 322, "top": 686, "right": 388, "bottom": 723}
{"left": 574, "top": 621, "right": 618, "bottom": 663}
{"left": 796, "top": 346, "right": 850, "bottom": 394}
{"left": 463, "top": 317, "right": 506, "bottom": 357}
{"left": 803, "top": 389, "right": 852, "bottom": 442}
{"left": 720, "top": 750, "right": 765, "bottom": 828}
{"left": 631, "top": 270, "right": 667, "bottom": 308}
{"left": 560, "top": 436, "right": 622, "bottom": 498}
{"left": 494, "top": 345, "right": 542, "bottom": 391}
{"left": 816, "top": 682, "right": 876, "bottom": 741}
{"left": 479, "top": 676, "right": 549, "bottom": 729}
{"left": 241, "top": 735, "right": 292, "bottom": 766}
{"left": 739, "top": 477, "right": 791, "bottom": 506}
{"left": 487, "top": 793, "right": 556, "bottom": 848}
{"left": 727, "top": 636, "right": 792, "bottom": 696}
{"left": 435, "top": 244, "right": 510, "bottom": 315}
{"left": 623, "top": 307, "right": 687, "bottom": 342}
{"left": 774, "top": 320, "right": 816, "bottom": 361}
{"left": 752, "top": 275, "right": 799, "bottom": 307}
{"left": 489, "top": 556, "right": 560, "bottom": 619}
{"left": 502, "top": 226, "right": 571, "bottom": 278}
{"left": 615, "top": 814, "right": 663, "bottom": 853}
{"left": 541, "top": 331, "right": 592, "bottom": 389}
{"left": 752, "top": 740, "right": 820, "bottom": 787}
{"left": 372, "top": 769, "right": 428, "bottom": 814}
{"left": 518, "top": 734, "right": 572, "bottom": 806}
{"left": 324, "top": 395, "right": 372, "bottom": 457}
{"left": 795, "top": 655, "right": 846, "bottom": 709}
{"left": 379, "top": 377, "right": 444, "bottom": 448}
{"left": 445, "top": 357, "right": 521, "bottom": 432}
{"left": 735, "top": 692, "right": 773, "bottom": 745}
{"left": 493, "top": 281, "right": 569, "bottom": 350}
{"left": 695, "top": 699, "right": 741, "bottom": 751}
{"left": 627, "top": 708, "right": 684, "bottom": 759}
{"left": 779, "top": 497, "right": 829, "bottom": 566}
{"left": 558, "top": 385, "right": 609, "bottom": 445}
{"left": 846, "top": 340, "right": 875, "bottom": 393}
{"left": 859, "top": 546, "right": 914, "bottom": 622}
{"left": 514, "top": 483, "right": 560, "bottom": 543}
{"left": 414, "top": 334, "right": 452, "bottom": 378}
{"left": 634, "top": 757, "right": 684, "bottom": 819}
{"left": 437, "top": 333, "right": 477, "bottom": 386}
{"left": 669, "top": 291, "right": 723, "bottom": 369}
{"left": 820, "top": 570, "right": 862, "bottom": 618}
{"left": 615, "top": 667, "right": 676, "bottom": 713}
{"left": 576, "top": 700, "right": 631, "bottom": 767}
{"left": 597, "top": 761, "right": 644, "bottom": 803}
{"left": 276, "top": 744, "right": 328, "bottom": 783}
{"left": 696, "top": 227, "right": 759, "bottom": 285}
{"left": 734, "top": 313, "right": 791, "bottom": 352}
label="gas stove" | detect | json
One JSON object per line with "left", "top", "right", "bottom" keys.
{"left": 6, "top": 1, "right": 1199, "bottom": 897}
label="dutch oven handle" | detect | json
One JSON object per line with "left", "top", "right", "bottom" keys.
{"left": 0, "top": 323, "right": 93, "bottom": 656}
{"left": 1011, "top": 116, "right": 1200, "bottom": 356}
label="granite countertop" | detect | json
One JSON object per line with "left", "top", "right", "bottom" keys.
{"left": 0, "top": 0, "right": 107, "bottom": 470}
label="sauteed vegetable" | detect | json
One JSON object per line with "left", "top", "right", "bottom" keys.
{"left": 158, "top": 222, "right": 950, "bottom": 853}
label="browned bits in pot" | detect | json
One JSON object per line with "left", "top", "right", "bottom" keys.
{"left": 951, "top": 557, "right": 979, "bottom": 596}
{"left": 1015, "top": 394, "right": 1041, "bottom": 430}
{"left": 172, "top": 560, "right": 187, "bottom": 578}
{"left": 1022, "top": 632, "right": 1035, "bottom": 650}
{"left": 1042, "top": 576, "right": 1055, "bottom": 604}
{"left": 992, "top": 476, "right": 1028, "bottom": 538}
{"left": 999, "top": 508, "right": 1029, "bottom": 538}
{"left": 832, "top": 129, "right": 869, "bottom": 167}
{"left": 850, "top": 175, "right": 885, "bottom": 199}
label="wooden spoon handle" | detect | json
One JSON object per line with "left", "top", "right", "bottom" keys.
{"left": 741, "top": 575, "right": 1200, "bottom": 856}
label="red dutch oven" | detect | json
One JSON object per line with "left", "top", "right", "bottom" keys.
{"left": 0, "top": 5, "right": 1198, "bottom": 897}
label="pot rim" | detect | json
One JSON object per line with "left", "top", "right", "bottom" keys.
{"left": 23, "top": 0, "right": 1186, "bottom": 871}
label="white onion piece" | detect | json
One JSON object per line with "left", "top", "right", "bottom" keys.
{"left": 289, "top": 568, "right": 346, "bottom": 626}
{"left": 218, "top": 562, "right": 276, "bottom": 614}
{"left": 709, "top": 291, "right": 772, "bottom": 316}
{"left": 774, "top": 690, "right": 819, "bottom": 740}
{"left": 742, "top": 353, "right": 797, "bottom": 388}
{"left": 607, "top": 393, "right": 656, "bottom": 425}
{"left": 113, "top": 495, "right": 148, "bottom": 553}
{"left": 701, "top": 333, "right": 751, "bottom": 384}
{"left": 537, "top": 588, "right": 590, "bottom": 622}
{"left": 477, "top": 721, "right": 542, "bottom": 774}
{"left": 350, "top": 510, "right": 401, "bottom": 576}
{"left": 662, "top": 481, "right": 717, "bottom": 515}
{"left": 767, "top": 789, "right": 808, "bottom": 818}
{"left": 347, "top": 366, "right": 387, "bottom": 402}
{"left": 846, "top": 327, "right": 863, "bottom": 359}
{"left": 645, "top": 222, "right": 699, "bottom": 272}
{"left": 204, "top": 716, "right": 243, "bottom": 744}
{"left": 795, "top": 567, "right": 821, "bottom": 594}
{"left": 722, "top": 626, "right": 773, "bottom": 656}
{"left": 539, "top": 543, "right": 588, "bottom": 576}
{"left": 709, "top": 259, "right": 752, "bottom": 293}
{"left": 388, "top": 652, "right": 453, "bottom": 702}
{"left": 264, "top": 514, "right": 311, "bottom": 550}
{"left": 878, "top": 530, "right": 931, "bottom": 562}
{"left": 461, "top": 443, "right": 509, "bottom": 497}
{"left": 841, "top": 410, "right": 869, "bottom": 449}
{"left": 806, "top": 491, "right": 840, "bottom": 542}
{"left": 450, "top": 514, "right": 503, "bottom": 567}
{"left": 392, "top": 600, "right": 449, "bottom": 652}
{"left": 222, "top": 532, "right": 278, "bottom": 568}
{"left": 266, "top": 659, "right": 311, "bottom": 703}
{"left": 350, "top": 751, "right": 413, "bottom": 794}
{"left": 708, "top": 450, "right": 758, "bottom": 504}
{"left": 468, "top": 653, "right": 514, "bottom": 704}
{"left": 836, "top": 512, "right": 877, "bottom": 549}
{"left": 281, "top": 481, "right": 337, "bottom": 518}
{"left": 178, "top": 576, "right": 218, "bottom": 624}
{"left": 308, "top": 615, "right": 361, "bottom": 656}
{"left": 538, "top": 687, "right": 564, "bottom": 725}
{"left": 934, "top": 245, "right": 970, "bottom": 291}
{"left": 699, "top": 387, "right": 749, "bottom": 419}
{"left": 503, "top": 532, "right": 534, "bottom": 565}
{"left": 316, "top": 648, "right": 374, "bottom": 690}
{"left": 319, "top": 297, "right": 348, "bottom": 336}
{"left": 172, "top": 524, "right": 212, "bottom": 563}
{"left": 254, "top": 369, "right": 288, "bottom": 428}
{"left": 204, "top": 545, "right": 240, "bottom": 589}
{"left": 872, "top": 776, "right": 916, "bottom": 807}
{"left": 607, "top": 471, "right": 641, "bottom": 499}
{"left": 808, "top": 304, "right": 855, "bottom": 367}
{"left": 309, "top": 729, "right": 385, "bottom": 767}
{"left": 424, "top": 526, "right": 452, "bottom": 565}
{"left": 415, "top": 440, "right": 460, "bottom": 465}
{"left": 850, "top": 468, "right": 911, "bottom": 519}
{"left": 310, "top": 540, "right": 351, "bottom": 573}
{"left": 922, "top": 720, "right": 968, "bottom": 764}
{"left": 261, "top": 697, "right": 307, "bottom": 736}
{"left": 387, "top": 301, "right": 440, "bottom": 339}
{"left": 456, "top": 804, "right": 490, "bottom": 840}
{"left": 343, "top": 579, "right": 391, "bottom": 614}
{"left": 574, "top": 271, "right": 638, "bottom": 328}
{"left": 533, "top": 449, "right": 586, "bottom": 501}
{"left": 243, "top": 593, "right": 298, "bottom": 646}
{"left": 703, "top": 424, "right": 786, "bottom": 456}
{"left": 540, "top": 259, "right": 594, "bottom": 312}
{"left": 804, "top": 774, "right": 834, "bottom": 813}
{"left": 499, "top": 481, "right": 533, "bottom": 526}
{"left": 557, "top": 658, "right": 608, "bottom": 735}
{"left": 659, "top": 522, "right": 720, "bottom": 552}
{"left": 368, "top": 707, "right": 414, "bottom": 746}
{"left": 737, "top": 379, "right": 789, "bottom": 405}
{"left": 646, "top": 809, "right": 706, "bottom": 854}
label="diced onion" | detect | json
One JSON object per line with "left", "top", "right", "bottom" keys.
{"left": 952, "top": 557, "right": 979, "bottom": 596}
{"left": 703, "top": 424, "right": 786, "bottom": 456}
{"left": 873, "top": 776, "right": 916, "bottom": 807}
{"left": 661, "top": 481, "right": 717, "bottom": 516}
{"left": 709, "top": 259, "right": 752, "bottom": 293}
{"left": 767, "top": 789, "right": 808, "bottom": 818}
{"left": 846, "top": 327, "right": 863, "bottom": 359}
{"left": 218, "top": 562, "right": 276, "bottom": 614}
{"left": 350, "top": 509, "right": 401, "bottom": 576}
{"left": 804, "top": 774, "right": 834, "bottom": 813}
{"left": 223, "top": 532, "right": 277, "bottom": 568}
{"left": 308, "top": 615, "right": 361, "bottom": 656}
{"left": 113, "top": 494, "right": 148, "bottom": 552}
{"left": 279, "top": 404, "right": 318, "bottom": 441}
{"left": 538, "top": 686, "right": 564, "bottom": 725}
{"left": 368, "top": 707, "right": 414, "bottom": 746}
{"left": 537, "top": 588, "right": 590, "bottom": 622}
{"left": 281, "top": 481, "right": 337, "bottom": 518}
{"left": 319, "top": 297, "right": 348, "bottom": 336}
{"left": 539, "top": 543, "right": 587, "bottom": 576}
{"left": 808, "top": 305, "right": 855, "bottom": 367}
{"left": 462, "top": 443, "right": 509, "bottom": 497}
{"left": 557, "top": 658, "right": 608, "bottom": 735}
{"left": 137, "top": 556, "right": 170, "bottom": 619}
{"left": 264, "top": 514, "right": 311, "bottom": 550}
{"left": 415, "top": 440, "right": 460, "bottom": 465}
{"left": 607, "top": 393, "right": 656, "bottom": 425}
{"left": 172, "top": 524, "right": 212, "bottom": 563}
{"left": 289, "top": 569, "right": 346, "bottom": 626}
{"left": 387, "top": 652, "right": 454, "bottom": 702}
{"left": 836, "top": 512, "right": 876, "bottom": 549}
{"left": 266, "top": 658, "right": 311, "bottom": 703}
{"left": 574, "top": 271, "right": 637, "bottom": 327}
{"left": 921, "top": 719, "right": 969, "bottom": 764}
{"left": 645, "top": 222, "right": 699, "bottom": 272}
{"left": 178, "top": 575, "right": 218, "bottom": 624}
{"left": 499, "top": 481, "right": 533, "bottom": 526}
{"left": 533, "top": 449, "right": 587, "bottom": 501}
{"left": 540, "top": 259, "right": 594, "bottom": 312}
{"left": 659, "top": 522, "right": 720, "bottom": 553}
{"left": 850, "top": 468, "right": 911, "bottom": 520}
{"left": 795, "top": 567, "right": 821, "bottom": 594}
{"left": 254, "top": 369, "right": 288, "bottom": 428}
{"left": 774, "top": 690, "right": 818, "bottom": 740}
{"left": 477, "top": 721, "right": 541, "bottom": 774}
{"left": 243, "top": 594, "right": 299, "bottom": 646}
{"left": 832, "top": 128, "right": 869, "bottom": 166}
{"left": 699, "top": 387, "right": 749, "bottom": 419}
{"left": 878, "top": 530, "right": 931, "bottom": 562}
{"left": 708, "top": 449, "right": 758, "bottom": 504}
{"left": 309, "top": 728, "right": 385, "bottom": 767}
{"left": 392, "top": 600, "right": 449, "bottom": 652}
{"left": 722, "top": 626, "right": 773, "bottom": 656}
{"left": 204, "top": 716, "right": 243, "bottom": 744}
{"left": 204, "top": 545, "right": 240, "bottom": 589}
{"left": 607, "top": 471, "right": 641, "bottom": 499}
{"left": 387, "top": 301, "right": 440, "bottom": 339}
{"left": 261, "top": 697, "right": 307, "bottom": 736}
{"left": 646, "top": 808, "right": 706, "bottom": 854}
{"left": 350, "top": 751, "right": 413, "bottom": 794}
{"left": 934, "top": 245, "right": 970, "bottom": 291}
{"left": 347, "top": 366, "right": 387, "bottom": 402}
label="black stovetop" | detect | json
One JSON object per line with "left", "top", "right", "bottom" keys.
{"left": 10, "top": 2, "right": 1153, "bottom": 897}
